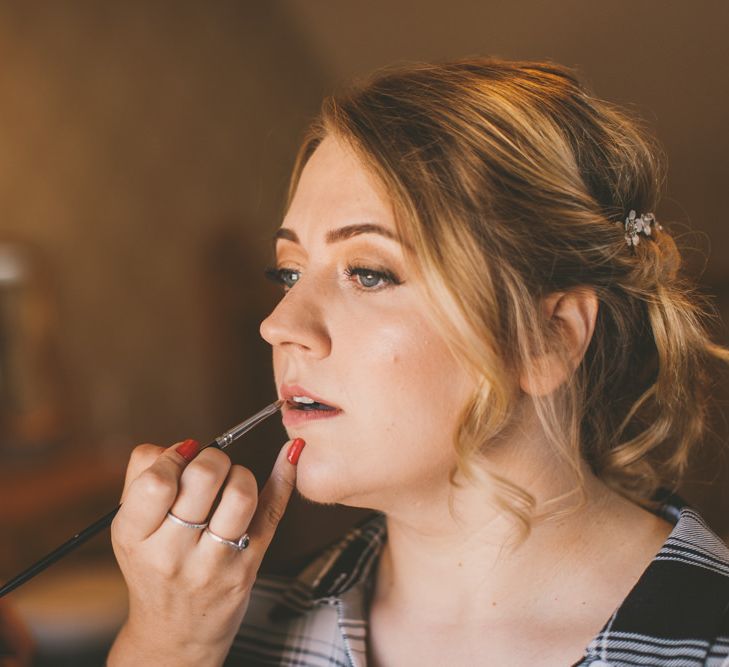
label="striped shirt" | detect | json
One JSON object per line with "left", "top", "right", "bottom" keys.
{"left": 227, "top": 507, "right": 729, "bottom": 666}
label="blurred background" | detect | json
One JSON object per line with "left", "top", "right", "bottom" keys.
{"left": 0, "top": 1, "right": 727, "bottom": 664}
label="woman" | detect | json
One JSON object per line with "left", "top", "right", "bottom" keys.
{"left": 108, "top": 59, "right": 729, "bottom": 666}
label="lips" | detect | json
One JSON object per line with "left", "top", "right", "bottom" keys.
{"left": 279, "top": 383, "right": 341, "bottom": 410}
{"left": 279, "top": 383, "right": 343, "bottom": 427}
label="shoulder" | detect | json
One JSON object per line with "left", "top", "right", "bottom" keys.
{"left": 643, "top": 506, "right": 729, "bottom": 621}
{"left": 580, "top": 508, "right": 729, "bottom": 666}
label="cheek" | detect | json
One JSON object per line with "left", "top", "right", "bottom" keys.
{"left": 336, "top": 318, "right": 469, "bottom": 465}
{"left": 342, "top": 319, "right": 432, "bottom": 409}
{"left": 270, "top": 302, "right": 474, "bottom": 505}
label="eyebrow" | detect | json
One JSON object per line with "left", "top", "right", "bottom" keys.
{"left": 273, "top": 223, "right": 403, "bottom": 247}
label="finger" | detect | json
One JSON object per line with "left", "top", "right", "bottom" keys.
{"left": 119, "top": 438, "right": 200, "bottom": 501}
{"left": 167, "top": 447, "right": 232, "bottom": 526}
{"left": 246, "top": 438, "right": 303, "bottom": 553}
{"left": 120, "top": 444, "right": 165, "bottom": 502}
{"left": 199, "top": 465, "right": 258, "bottom": 558}
{"left": 113, "top": 440, "right": 201, "bottom": 541}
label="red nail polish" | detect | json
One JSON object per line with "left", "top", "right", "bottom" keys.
{"left": 287, "top": 438, "right": 306, "bottom": 465}
{"left": 176, "top": 439, "right": 200, "bottom": 462}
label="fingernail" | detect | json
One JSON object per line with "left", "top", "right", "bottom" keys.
{"left": 176, "top": 439, "right": 200, "bottom": 462}
{"left": 287, "top": 438, "right": 306, "bottom": 465}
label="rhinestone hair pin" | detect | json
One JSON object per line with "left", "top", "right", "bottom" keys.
{"left": 619, "top": 210, "right": 663, "bottom": 247}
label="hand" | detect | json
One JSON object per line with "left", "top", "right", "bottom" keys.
{"left": 108, "top": 437, "right": 304, "bottom": 666}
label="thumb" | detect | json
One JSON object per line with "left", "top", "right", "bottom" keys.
{"left": 247, "top": 438, "right": 304, "bottom": 550}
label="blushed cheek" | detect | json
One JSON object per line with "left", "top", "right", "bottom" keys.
{"left": 374, "top": 325, "right": 461, "bottom": 420}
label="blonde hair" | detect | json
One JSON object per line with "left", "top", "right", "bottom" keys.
{"left": 286, "top": 58, "right": 729, "bottom": 533}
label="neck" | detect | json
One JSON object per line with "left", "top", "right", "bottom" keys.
{"left": 377, "top": 480, "right": 590, "bottom": 613}
{"left": 370, "top": 458, "right": 670, "bottom": 628}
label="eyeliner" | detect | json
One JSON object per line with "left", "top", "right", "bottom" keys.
{"left": 0, "top": 399, "right": 284, "bottom": 598}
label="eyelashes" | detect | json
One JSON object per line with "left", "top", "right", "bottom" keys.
{"left": 343, "top": 265, "right": 402, "bottom": 291}
{"left": 264, "top": 264, "right": 402, "bottom": 292}
{"left": 264, "top": 266, "right": 301, "bottom": 290}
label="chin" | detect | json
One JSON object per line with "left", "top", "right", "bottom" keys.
{"left": 294, "top": 459, "right": 352, "bottom": 505}
{"left": 293, "top": 454, "right": 375, "bottom": 509}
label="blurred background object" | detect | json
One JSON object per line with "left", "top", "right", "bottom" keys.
{"left": 0, "top": 597, "right": 34, "bottom": 665}
{"left": 0, "top": 242, "right": 66, "bottom": 459}
{"left": 0, "top": 1, "right": 727, "bottom": 663}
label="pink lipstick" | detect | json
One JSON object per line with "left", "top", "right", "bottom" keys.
{"left": 280, "top": 383, "right": 343, "bottom": 427}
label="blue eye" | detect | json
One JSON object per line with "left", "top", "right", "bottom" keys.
{"left": 264, "top": 267, "right": 300, "bottom": 290}
{"left": 344, "top": 265, "right": 400, "bottom": 290}
{"left": 263, "top": 265, "right": 402, "bottom": 292}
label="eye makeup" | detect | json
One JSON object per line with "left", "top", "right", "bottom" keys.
{"left": 343, "top": 265, "right": 402, "bottom": 290}
{"left": 264, "top": 263, "right": 403, "bottom": 292}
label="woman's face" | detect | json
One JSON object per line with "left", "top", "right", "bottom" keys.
{"left": 260, "top": 135, "right": 475, "bottom": 510}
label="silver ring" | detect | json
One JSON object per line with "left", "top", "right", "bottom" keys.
{"left": 204, "top": 527, "right": 250, "bottom": 551}
{"left": 165, "top": 511, "right": 208, "bottom": 530}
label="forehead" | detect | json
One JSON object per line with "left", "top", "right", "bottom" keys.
{"left": 283, "top": 136, "right": 397, "bottom": 236}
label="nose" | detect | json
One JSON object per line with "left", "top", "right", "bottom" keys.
{"left": 259, "top": 283, "right": 331, "bottom": 359}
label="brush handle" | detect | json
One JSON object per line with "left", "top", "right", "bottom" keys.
{"left": 0, "top": 506, "right": 120, "bottom": 598}
{"left": 0, "top": 398, "right": 284, "bottom": 598}
{"left": 0, "top": 433, "right": 218, "bottom": 598}
{"left": 211, "top": 399, "right": 283, "bottom": 450}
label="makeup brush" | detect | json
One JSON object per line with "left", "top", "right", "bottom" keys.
{"left": 0, "top": 399, "right": 284, "bottom": 598}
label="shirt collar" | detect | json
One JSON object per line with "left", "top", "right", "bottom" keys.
{"left": 273, "top": 512, "right": 386, "bottom": 618}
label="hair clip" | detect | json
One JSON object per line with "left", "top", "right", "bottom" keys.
{"left": 618, "top": 210, "right": 663, "bottom": 247}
